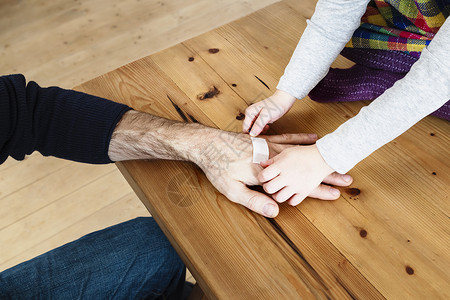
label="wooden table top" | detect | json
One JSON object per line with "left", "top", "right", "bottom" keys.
{"left": 76, "top": 2, "right": 450, "bottom": 299}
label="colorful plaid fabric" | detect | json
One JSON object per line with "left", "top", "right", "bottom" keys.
{"left": 309, "top": 0, "right": 450, "bottom": 120}
{"left": 346, "top": 0, "right": 450, "bottom": 52}
{"left": 308, "top": 47, "right": 450, "bottom": 120}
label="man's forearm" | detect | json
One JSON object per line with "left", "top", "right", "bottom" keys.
{"left": 108, "top": 110, "right": 216, "bottom": 164}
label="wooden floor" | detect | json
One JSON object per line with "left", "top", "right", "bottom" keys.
{"left": 0, "top": 0, "right": 289, "bottom": 280}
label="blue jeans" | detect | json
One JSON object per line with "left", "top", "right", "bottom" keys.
{"left": 0, "top": 217, "right": 186, "bottom": 299}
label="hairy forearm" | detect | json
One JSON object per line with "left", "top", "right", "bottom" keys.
{"left": 108, "top": 110, "right": 218, "bottom": 163}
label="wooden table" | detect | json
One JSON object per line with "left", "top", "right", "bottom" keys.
{"left": 76, "top": 2, "right": 450, "bottom": 299}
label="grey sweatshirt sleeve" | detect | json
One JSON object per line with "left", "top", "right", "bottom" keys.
{"left": 277, "top": 0, "right": 370, "bottom": 99}
{"left": 316, "top": 19, "right": 450, "bottom": 174}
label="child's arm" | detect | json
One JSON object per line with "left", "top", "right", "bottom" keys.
{"left": 276, "top": 0, "right": 371, "bottom": 99}
{"left": 243, "top": 0, "right": 371, "bottom": 136}
{"left": 259, "top": 19, "right": 450, "bottom": 206}
{"left": 316, "top": 18, "right": 450, "bottom": 174}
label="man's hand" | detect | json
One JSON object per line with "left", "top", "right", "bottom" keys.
{"left": 191, "top": 132, "right": 319, "bottom": 217}
{"left": 242, "top": 89, "right": 296, "bottom": 137}
{"left": 258, "top": 144, "right": 351, "bottom": 206}
{"left": 191, "top": 132, "right": 352, "bottom": 218}
{"left": 109, "top": 111, "right": 352, "bottom": 218}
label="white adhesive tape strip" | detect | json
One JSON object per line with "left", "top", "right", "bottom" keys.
{"left": 251, "top": 137, "right": 269, "bottom": 164}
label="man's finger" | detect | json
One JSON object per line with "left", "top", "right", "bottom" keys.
{"left": 307, "top": 184, "right": 341, "bottom": 201}
{"left": 268, "top": 144, "right": 292, "bottom": 158}
{"left": 230, "top": 184, "right": 279, "bottom": 218}
{"left": 262, "top": 133, "right": 318, "bottom": 145}
{"left": 322, "top": 172, "right": 353, "bottom": 186}
{"left": 249, "top": 108, "right": 269, "bottom": 136}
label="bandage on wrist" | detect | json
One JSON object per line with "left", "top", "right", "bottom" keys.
{"left": 251, "top": 137, "right": 269, "bottom": 164}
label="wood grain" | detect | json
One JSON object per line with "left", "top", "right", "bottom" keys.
{"left": 0, "top": 0, "right": 279, "bottom": 278}
{"left": 76, "top": 1, "right": 449, "bottom": 299}
{"left": 213, "top": 3, "right": 450, "bottom": 298}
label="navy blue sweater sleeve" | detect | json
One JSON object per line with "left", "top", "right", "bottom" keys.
{"left": 0, "top": 74, "right": 131, "bottom": 165}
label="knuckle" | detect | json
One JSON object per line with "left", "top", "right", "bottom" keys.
{"left": 225, "top": 192, "right": 238, "bottom": 204}
{"left": 245, "top": 106, "right": 256, "bottom": 116}
{"left": 245, "top": 194, "right": 259, "bottom": 210}
{"left": 330, "top": 172, "right": 340, "bottom": 179}
{"left": 222, "top": 188, "right": 236, "bottom": 202}
{"left": 281, "top": 133, "right": 291, "bottom": 141}
{"left": 258, "top": 171, "right": 266, "bottom": 181}
{"left": 329, "top": 173, "right": 342, "bottom": 183}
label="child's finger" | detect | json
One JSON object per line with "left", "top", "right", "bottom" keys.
{"left": 260, "top": 158, "right": 274, "bottom": 168}
{"left": 263, "top": 176, "right": 285, "bottom": 194}
{"left": 258, "top": 163, "right": 280, "bottom": 183}
{"left": 242, "top": 105, "right": 260, "bottom": 133}
{"left": 286, "top": 193, "right": 307, "bottom": 206}
{"left": 272, "top": 187, "right": 295, "bottom": 203}
{"left": 250, "top": 108, "right": 269, "bottom": 136}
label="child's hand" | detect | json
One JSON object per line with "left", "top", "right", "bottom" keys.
{"left": 243, "top": 90, "right": 296, "bottom": 136}
{"left": 258, "top": 145, "right": 352, "bottom": 205}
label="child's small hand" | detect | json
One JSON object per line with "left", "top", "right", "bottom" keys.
{"left": 243, "top": 90, "right": 296, "bottom": 136}
{"left": 258, "top": 145, "right": 353, "bottom": 205}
